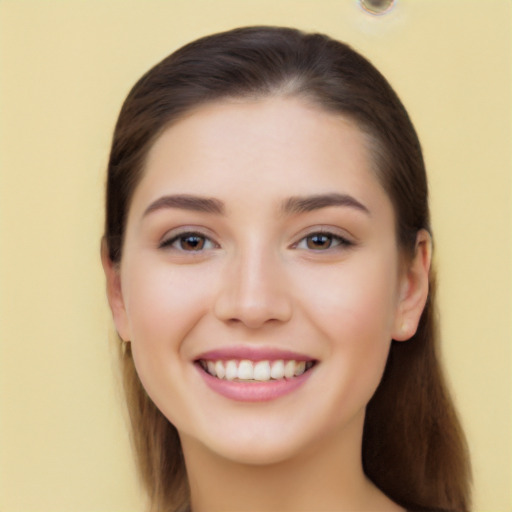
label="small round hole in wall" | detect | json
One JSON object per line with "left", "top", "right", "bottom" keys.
{"left": 360, "top": 0, "right": 395, "bottom": 15}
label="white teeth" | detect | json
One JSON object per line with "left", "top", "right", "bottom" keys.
{"left": 284, "top": 360, "right": 296, "bottom": 378}
{"left": 215, "top": 360, "right": 226, "bottom": 379}
{"left": 238, "top": 360, "right": 254, "bottom": 380}
{"left": 294, "top": 361, "right": 306, "bottom": 376}
{"left": 207, "top": 361, "right": 216, "bottom": 375}
{"left": 201, "top": 359, "right": 314, "bottom": 381}
{"left": 225, "top": 360, "right": 238, "bottom": 380}
{"left": 270, "top": 360, "right": 285, "bottom": 379}
{"left": 253, "top": 361, "right": 271, "bottom": 381}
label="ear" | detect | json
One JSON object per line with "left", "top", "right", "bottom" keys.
{"left": 100, "top": 238, "right": 131, "bottom": 342}
{"left": 392, "top": 229, "right": 432, "bottom": 342}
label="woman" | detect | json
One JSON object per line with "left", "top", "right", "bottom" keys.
{"left": 101, "top": 26, "right": 471, "bottom": 512}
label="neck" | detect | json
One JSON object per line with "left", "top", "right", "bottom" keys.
{"left": 179, "top": 413, "right": 402, "bottom": 512}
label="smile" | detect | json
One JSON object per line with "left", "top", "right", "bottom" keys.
{"left": 195, "top": 350, "right": 318, "bottom": 402}
{"left": 198, "top": 359, "right": 316, "bottom": 382}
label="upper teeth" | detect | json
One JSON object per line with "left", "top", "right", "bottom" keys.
{"left": 200, "top": 359, "right": 313, "bottom": 381}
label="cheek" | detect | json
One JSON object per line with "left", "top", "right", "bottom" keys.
{"left": 299, "top": 253, "right": 399, "bottom": 339}
{"left": 295, "top": 255, "right": 399, "bottom": 403}
{"left": 121, "top": 256, "right": 217, "bottom": 353}
{"left": 121, "top": 257, "right": 220, "bottom": 424}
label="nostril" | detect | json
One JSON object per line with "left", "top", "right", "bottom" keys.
{"left": 214, "top": 290, "right": 293, "bottom": 328}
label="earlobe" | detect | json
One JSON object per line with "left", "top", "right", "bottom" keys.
{"left": 100, "top": 239, "right": 131, "bottom": 342}
{"left": 392, "top": 230, "right": 432, "bottom": 342}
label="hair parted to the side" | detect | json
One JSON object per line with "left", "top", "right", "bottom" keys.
{"left": 104, "top": 26, "right": 471, "bottom": 512}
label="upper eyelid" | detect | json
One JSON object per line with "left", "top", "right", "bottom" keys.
{"left": 293, "top": 233, "right": 352, "bottom": 250}
{"left": 291, "top": 226, "right": 355, "bottom": 244}
{"left": 157, "top": 225, "right": 355, "bottom": 248}
{"left": 159, "top": 228, "right": 219, "bottom": 249}
{"left": 160, "top": 226, "right": 217, "bottom": 241}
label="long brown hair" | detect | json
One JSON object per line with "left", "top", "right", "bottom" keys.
{"left": 104, "top": 26, "right": 471, "bottom": 512}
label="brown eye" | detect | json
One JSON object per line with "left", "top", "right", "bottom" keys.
{"left": 306, "top": 233, "right": 333, "bottom": 250}
{"left": 179, "top": 234, "right": 205, "bottom": 251}
{"left": 295, "top": 231, "right": 353, "bottom": 252}
{"left": 160, "top": 232, "right": 216, "bottom": 251}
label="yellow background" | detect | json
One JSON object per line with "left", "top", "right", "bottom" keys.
{"left": 0, "top": 1, "right": 510, "bottom": 510}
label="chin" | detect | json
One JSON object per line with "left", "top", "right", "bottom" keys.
{"left": 210, "top": 436, "right": 306, "bottom": 467}
{"left": 190, "top": 415, "right": 336, "bottom": 467}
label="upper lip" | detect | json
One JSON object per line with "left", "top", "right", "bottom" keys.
{"left": 194, "top": 345, "right": 316, "bottom": 362}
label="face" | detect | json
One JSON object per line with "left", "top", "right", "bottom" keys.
{"left": 106, "top": 97, "right": 424, "bottom": 466}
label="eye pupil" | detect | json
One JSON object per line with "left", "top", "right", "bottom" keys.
{"left": 181, "top": 235, "right": 205, "bottom": 251}
{"left": 307, "top": 234, "right": 332, "bottom": 250}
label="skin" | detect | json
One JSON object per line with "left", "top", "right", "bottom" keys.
{"left": 103, "top": 96, "right": 431, "bottom": 511}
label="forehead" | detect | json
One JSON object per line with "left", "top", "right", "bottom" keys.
{"left": 131, "top": 96, "right": 392, "bottom": 219}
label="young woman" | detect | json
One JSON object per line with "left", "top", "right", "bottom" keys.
{"left": 101, "top": 26, "right": 471, "bottom": 512}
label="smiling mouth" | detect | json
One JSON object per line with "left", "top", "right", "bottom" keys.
{"left": 197, "top": 359, "right": 317, "bottom": 382}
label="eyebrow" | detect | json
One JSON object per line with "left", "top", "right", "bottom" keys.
{"left": 282, "top": 193, "right": 370, "bottom": 215}
{"left": 143, "top": 194, "right": 225, "bottom": 217}
{"left": 142, "top": 192, "right": 370, "bottom": 218}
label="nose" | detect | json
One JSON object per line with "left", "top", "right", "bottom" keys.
{"left": 213, "top": 246, "right": 293, "bottom": 329}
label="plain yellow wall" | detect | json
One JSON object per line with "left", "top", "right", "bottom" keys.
{"left": 0, "top": 1, "right": 510, "bottom": 510}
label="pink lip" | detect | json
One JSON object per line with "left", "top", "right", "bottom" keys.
{"left": 196, "top": 363, "right": 314, "bottom": 402}
{"left": 195, "top": 346, "right": 314, "bottom": 362}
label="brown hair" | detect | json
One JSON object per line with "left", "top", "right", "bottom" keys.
{"left": 104, "top": 26, "right": 471, "bottom": 512}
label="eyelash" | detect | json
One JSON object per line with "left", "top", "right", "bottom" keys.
{"left": 159, "top": 229, "right": 353, "bottom": 253}
{"left": 293, "top": 231, "right": 353, "bottom": 252}
{"left": 159, "top": 231, "right": 218, "bottom": 252}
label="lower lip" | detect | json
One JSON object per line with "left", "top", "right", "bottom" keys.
{"left": 196, "top": 364, "right": 314, "bottom": 402}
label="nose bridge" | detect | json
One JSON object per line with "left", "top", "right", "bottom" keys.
{"left": 214, "top": 237, "right": 292, "bottom": 328}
